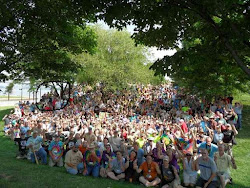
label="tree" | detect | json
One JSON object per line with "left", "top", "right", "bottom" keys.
{"left": 81, "top": 0, "right": 250, "bottom": 77}
{"left": 0, "top": 0, "right": 97, "bottom": 82}
{"left": 76, "top": 26, "right": 163, "bottom": 90}
{"left": 4, "top": 82, "right": 14, "bottom": 101}
{"left": 150, "top": 37, "right": 250, "bottom": 100}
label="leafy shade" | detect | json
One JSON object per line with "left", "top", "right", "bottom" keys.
{"left": 151, "top": 38, "right": 249, "bottom": 100}
{"left": 84, "top": 0, "right": 250, "bottom": 77}
{"left": 0, "top": 0, "right": 97, "bottom": 81}
{"left": 76, "top": 26, "right": 163, "bottom": 91}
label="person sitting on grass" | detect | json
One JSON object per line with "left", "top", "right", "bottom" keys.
{"left": 193, "top": 149, "right": 218, "bottom": 188}
{"left": 182, "top": 152, "right": 197, "bottom": 187}
{"left": 134, "top": 154, "right": 161, "bottom": 187}
{"left": 15, "top": 132, "right": 28, "bottom": 159}
{"left": 107, "top": 150, "right": 126, "bottom": 181}
{"left": 100, "top": 143, "right": 115, "bottom": 178}
{"left": 64, "top": 142, "right": 84, "bottom": 175}
{"left": 161, "top": 155, "right": 183, "bottom": 188}
{"left": 26, "top": 130, "right": 47, "bottom": 164}
{"left": 214, "top": 143, "right": 237, "bottom": 188}
{"left": 124, "top": 150, "right": 140, "bottom": 183}
{"left": 48, "top": 134, "right": 64, "bottom": 167}
{"left": 83, "top": 142, "right": 101, "bottom": 177}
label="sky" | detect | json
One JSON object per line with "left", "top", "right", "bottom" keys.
{"left": 98, "top": 20, "right": 177, "bottom": 62}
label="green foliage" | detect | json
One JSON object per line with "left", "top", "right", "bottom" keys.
{"left": 151, "top": 38, "right": 250, "bottom": 100}
{"left": 76, "top": 26, "right": 163, "bottom": 91}
{"left": 82, "top": 0, "right": 250, "bottom": 76}
{"left": 4, "top": 82, "right": 14, "bottom": 95}
{"left": 0, "top": 0, "right": 97, "bottom": 82}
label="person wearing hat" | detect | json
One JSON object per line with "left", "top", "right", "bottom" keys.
{"left": 182, "top": 152, "right": 197, "bottom": 187}
{"left": 48, "top": 134, "right": 64, "bottom": 167}
{"left": 161, "top": 155, "right": 182, "bottom": 188}
{"left": 15, "top": 132, "right": 29, "bottom": 159}
{"left": 26, "top": 130, "right": 47, "bottom": 164}
{"left": 64, "top": 142, "right": 84, "bottom": 175}
{"left": 143, "top": 137, "right": 154, "bottom": 156}
{"left": 83, "top": 142, "right": 101, "bottom": 177}
{"left": 64, "top": 131, "right": 77, "bottom": 153}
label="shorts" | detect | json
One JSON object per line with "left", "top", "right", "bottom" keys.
{"left": 162, "top": 178, "right": 181, "bottom": 188}
{"left": 183, "top": 172, "right": 197, "bottom": 184}
{"left": 113, "top": 171, "right": 123, "bottom": 176}
{"left": 217, "top": 172, "right": 231, "bottom": 185}
{"left": 196, "top": 177, "right": 218, "bottom": 188}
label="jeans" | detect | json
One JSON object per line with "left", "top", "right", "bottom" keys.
{"left": 84, "top": 165, "right": 100, "bottom": 177}
{"left": 31, "top": 147, "right": 47, "bottom": 164}
{"left": 67, "top": 163, "right": 84, "bottom": 175}
{"left": 237, "top": 114, "right": 242, "bottom": 129}
{"left": 174, "top": 99, "right": 180, "bottom": 109}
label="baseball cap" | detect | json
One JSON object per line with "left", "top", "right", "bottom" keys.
{"left": 163, "top": 156, "right": 169, "bottom": 161}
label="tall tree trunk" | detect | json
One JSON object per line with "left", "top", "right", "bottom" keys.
{"left": 223, "top": 39, "right": 250, "bottom": 76}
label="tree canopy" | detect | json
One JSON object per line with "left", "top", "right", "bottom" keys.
{"left": 87, "top": 0, "right": 249, "bottom": 77}
{"left": 0, "top": 0, "right": 97, "bottom": 82}
{"left": 76, "top": 26, "right": 163, "bottom": 91}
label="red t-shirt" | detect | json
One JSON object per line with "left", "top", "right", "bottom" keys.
{"left": 181, "top": 122, "right": 188, "bottom": 133}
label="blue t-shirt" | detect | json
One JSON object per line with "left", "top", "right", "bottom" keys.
{"left": 26, "top": 136, "right": 43, "bottom": 151}
{"left": 198, "top": 142, "right": 218, "bottom": 158}
{"left": 48, "top": 141, "right": 63, "bottom": 159}
{"left": 111, "top": 158, "right": 125, "bottom": 174}
{"left": 21, "top": 126, "right": 30, "bottom": 135}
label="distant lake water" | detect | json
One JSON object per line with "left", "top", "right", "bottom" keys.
{"left": 0, "top": 82, "right": 50, "bottom": 99}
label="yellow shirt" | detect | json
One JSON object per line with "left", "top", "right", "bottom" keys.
{"left": 64, "top": 150, "right": 83, "bottom": 169}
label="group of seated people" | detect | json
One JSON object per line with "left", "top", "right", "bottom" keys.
{"left": 2, "top": 84, "right": 241, "bottom": 188}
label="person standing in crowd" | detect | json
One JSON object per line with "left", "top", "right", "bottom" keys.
{"left": 15, "top": 132, "right": 29, "bottom": 159}
{"left": 233, "top": 102, "right": 243, "bottom": 130}
{"left": 64, "top": 143, "right": 83, "bottom": 175}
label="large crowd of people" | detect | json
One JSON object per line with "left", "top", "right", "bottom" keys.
{"left": 2, "top": 83, "right": 242, "bottom": 188}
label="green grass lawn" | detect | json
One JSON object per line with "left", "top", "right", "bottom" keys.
{"left": 0, "top": 94, "right": 250, "bottom": 188}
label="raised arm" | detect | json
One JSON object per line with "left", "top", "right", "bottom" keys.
{"left": 133, "top": 159, "right": 142, "bottom": 173}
